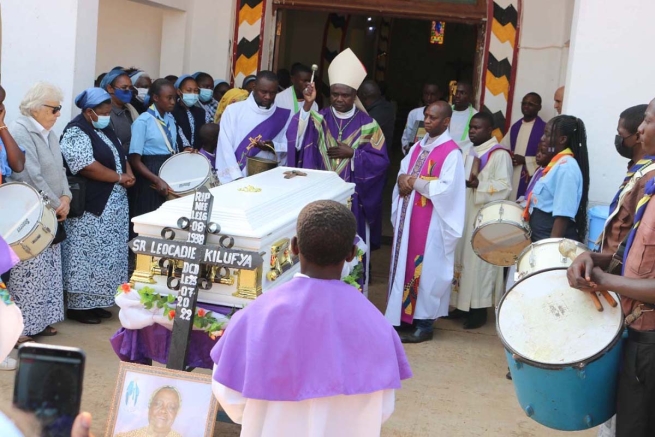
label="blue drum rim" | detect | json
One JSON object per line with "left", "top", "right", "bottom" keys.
{"left": 497, "top": 267, "right": 625, "bottom": 370}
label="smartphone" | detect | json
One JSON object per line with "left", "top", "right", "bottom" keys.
{"left": 13, "top": 343, "right": 85, "bottom": 437}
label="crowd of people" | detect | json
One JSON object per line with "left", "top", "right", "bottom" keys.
{"left": 2, "top": 44, "right": 655, "bottom": 436}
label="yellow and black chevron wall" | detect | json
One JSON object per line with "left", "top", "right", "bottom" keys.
{"left": 232, "top": 0, "right": 266, "bottom": 88}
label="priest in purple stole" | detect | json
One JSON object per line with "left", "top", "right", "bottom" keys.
{"left": 215, "top": 71, "right": 291, "bottom": 183}
{"left": 211, "top": 201, "right": 411, "bottom": 436}
{"left": 500, "top": 92, "right": 546, "bottom": 200}
{"left": 286, "top": 49, "right": 389, "bottom": 294}
{"left": 385, "top": 102, "right": 466, "bottom": 343}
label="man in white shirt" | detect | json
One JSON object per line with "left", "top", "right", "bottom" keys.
{"left": 449, "top": 82, "right": 478, "bottom": 156}
{"left": 400, "top": 83, "right": 442, "bottom": 154}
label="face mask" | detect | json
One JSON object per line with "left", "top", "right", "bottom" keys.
{"left": 199, "top": 89, "right": 213, "bottom": 103}
{"left": 136, "top": 88, "right": 148, "bottom": 100}
{"left": 92, "top": 115, "right": 110, "bottom": 130}
{"left": 182, "top": 93, "right": 199, "bottom": 107}
{"left": 114, "top": 89, "right": 133, "bottom": 104}
{"left": 614, "top": 134, "right": 633, "bottom": 159}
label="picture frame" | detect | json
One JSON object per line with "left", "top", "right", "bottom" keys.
{"left": 105, "top": 362, "right": 218, "bottom": 437}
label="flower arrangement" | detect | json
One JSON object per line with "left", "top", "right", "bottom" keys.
{"left": 342, "top": 248, "right": 365, "bottom": 292}
{"left": 116, "top": 284, "right": 226, "bottom": 340}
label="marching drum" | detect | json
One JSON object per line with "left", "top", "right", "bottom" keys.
{"left": 0, "top": 182, "right": 58, "bottom": 261}
{"left": 515, "top": 238, "right": 588, "bottom": 281}
{"left": 158, "top": 152, "right": 218, "bottom": 199}
{"left": 498, "top": 268, "right": 624, "bottom": 431}
{"left": 471, "top": 200, "right": 531, "bottom": 266}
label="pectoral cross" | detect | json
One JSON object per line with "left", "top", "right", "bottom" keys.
{"left": 128, "top": 186, "right": 263, "bottom": 370}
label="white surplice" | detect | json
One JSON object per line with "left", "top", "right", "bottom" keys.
{"left": 452, "top": 138, "right": 513, "bottom": 311}
{"left": 212, "top": 379, "right": 395, "bottom": 437}
{"left": 274, "top": 86, "right": 318, "bottom": 115}
{"left": 400, "top": 106, "right": 425, "bottom": 153}
{"left": 500, "top": 118, "right": 539, "bottom": 200}
{"left": 448, "top": 105, "right": 478, "bottom": 156}
{"left": 385, "top": 131, "right": 466, "bottom": 325}
{"left": 216, "top": 94, "right": 291, "bottom": 183}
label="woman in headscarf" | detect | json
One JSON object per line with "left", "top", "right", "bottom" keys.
{"left": 193, "top": 71, "right": 218, "bottom": 123}
{"left": 128, "top": 69, "right": 152, "bottom": 114}
{"left": 8, "top": 82, "right": 70, "bottom": 339}
{"left": 60, "top": 88, "right": 135, "bottom": 324}
{"left": 129, "top": 79, "right": 179, "bottom": 219}
{"left": 172, "top": 74, "right": 205, "bottom": 150}
{"left": 213, "top": 88, "right": 249, "bottom": 124}
{"left": 242, "top": 75, "right": 257, "bottom": 93}
{"left": 213, "top": 79, "right": 231, "bottom": 103}
{"left": 101, "top": 68, "right": 140, "bottom": 153}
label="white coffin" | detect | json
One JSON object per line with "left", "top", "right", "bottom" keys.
{"left": 130, "top": 167, "right": 355, "bottom": 307}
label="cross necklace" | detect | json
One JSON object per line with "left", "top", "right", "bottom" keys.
{"left": 331, "top": 108, "right": 358, "bottom": 142}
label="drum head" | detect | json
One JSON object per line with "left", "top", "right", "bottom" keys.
{"left": 159, "top": 153, "right": 211, "bottom": 193}
{"left": 497, "top": 268, "right": 623, "bottom": 366}
{"left": 0, "top": 183, "right": 42, "bottom": 243}
{"left": 472, "top": 223, "right": 530, "bottom": 266}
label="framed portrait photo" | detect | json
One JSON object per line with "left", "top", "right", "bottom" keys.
{"left": 105, "top": 363, "right": 218, "bottom": 437}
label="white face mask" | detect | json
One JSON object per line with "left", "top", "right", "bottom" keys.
{"left": 136, "top": 88, "right": 148, "bottom": 100}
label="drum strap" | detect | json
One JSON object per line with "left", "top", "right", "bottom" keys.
{"left": 147, "top": 112, "right": 176, "bottom": 155}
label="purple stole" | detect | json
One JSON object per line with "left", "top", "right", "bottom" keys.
{"left": 478, "top": 144, "right": 508, "bottom": 172}
{"left": 235, "top": 107, "right": 290, "bottom": 170}
{"left": 394, "top": 139, "right": 459, "bottom": 324}
{"left": 509, "top": 116, "right": 546, "bottom": 199}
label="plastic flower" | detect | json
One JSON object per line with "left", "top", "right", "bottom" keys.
{"left": 168, "top": 309, "right": 176, "bottom": 320}
{"left": 197, "top": 308, "right": 206, "bottom": 317}
{"left": 121, "top": 283, "right": 131, "bottom": 293}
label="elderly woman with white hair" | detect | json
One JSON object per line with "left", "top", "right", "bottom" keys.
{"left": 7, "top": 81, "right": 70, "bottom": 341}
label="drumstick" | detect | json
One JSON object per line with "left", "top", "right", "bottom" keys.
{"left": 310, "top": 64, "right": 318, "bottom": 84}
{"left": 600, "top": 290, "right": 618, "bottom": 307}
{"left": 590, "top": 292, "right": 604, "bottom": 312}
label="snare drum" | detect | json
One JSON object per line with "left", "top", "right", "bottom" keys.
{"left": 498, "top": 268, "right": 624, "bottom": 431}
{"left": 471, "top": 200, "right": 531, "bottom": 266}
{"left": 159, "top": 152, "right": 218, "bottom": 199}
{"left": 0, "top": 182, "right": 58, "bottom": 261}
{"left": 516, "top": 238, "right": 588, "bottom": 281}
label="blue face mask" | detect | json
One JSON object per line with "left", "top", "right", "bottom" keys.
{"left": 182, "top": 93, "right": 199, "bottom": 107}
{"left": 114, "top": 88, "right": 133, "bottom": 104}
{"left": 92, "top": 111, "right": 111, "bottom": 129}
{"left": 199, "top": 89, "right": 213, "bottom": 103}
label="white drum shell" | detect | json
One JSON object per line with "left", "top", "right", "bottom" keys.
{"left": 516, "top": 238, "right": 588, "bottom": 281}
{"left": 159, "top": 152, "right": 218, "bottom": 198}
{"left": 497, "top": 268, "right": 623, "bottom": 366}
{"left": 0, "top": 182, "right": 57, "bottom": 261}
{"left": 471, "top": 200, "right": 531, "bottom": 266}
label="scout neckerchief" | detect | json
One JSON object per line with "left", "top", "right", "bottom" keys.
{"left": 610, "top": 156, "right": 655, "bottom": 213}
{"left": 147, "top": 104, "right": 175, "bottom": 153}
{"left": 452, "top": 104, "right": 474, "bottom": 141}
{"left": 522, "top": 148, "right": 574, "bottom": 221}
{"left": 622, "top": 177, "right": 655, "bottom": 274}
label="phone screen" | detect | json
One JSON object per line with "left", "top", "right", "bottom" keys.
{"left": 13, "top": 346, "right": 85, "bottom": 437}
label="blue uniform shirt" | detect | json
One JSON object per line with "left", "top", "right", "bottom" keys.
{"left": 529, "top": 156, "right": 582, "bottom": 219}
{"left": 0, "top": 138, "right": 25, "bottom": 178}
{"left": 129, "top": 110, "right": 178, "bottom": 156}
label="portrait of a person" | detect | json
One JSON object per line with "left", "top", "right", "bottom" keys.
{"left": 115, "top": 386, "right": 183, "bottom": 437}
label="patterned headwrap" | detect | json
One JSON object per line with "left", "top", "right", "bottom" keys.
{"left": 214, "top": 89, "right": 249, "bottom": 123}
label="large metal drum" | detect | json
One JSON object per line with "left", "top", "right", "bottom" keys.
{"left": 159, "top": 152, "right": 218, "bottom": 199}
{"left": 497, "top": 268, "right": 624, "bottom": 431}
{"left": 515, "top": 238, "right": 588, "bottom": 281}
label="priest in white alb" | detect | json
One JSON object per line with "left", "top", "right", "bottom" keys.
{"left": 449, "top": 112, "right": 513, "bottom": 329}
{"left": 215, "top": 71, "right": 291, "bottom": 183}
{"left": 385, "top": 101, "right": 466, "bottom": 343}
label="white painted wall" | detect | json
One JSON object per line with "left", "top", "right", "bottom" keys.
{"left": 510, "top": 0, "right": 574, "bottom": 125}
{"left": 96, "top": 0, "right": 164, "bottom": 79}
{"left": 1, "top": 0, "right": 99, "bottom": 133}
{"left": 565, "top": 0, "right": 653, "bottom": 205}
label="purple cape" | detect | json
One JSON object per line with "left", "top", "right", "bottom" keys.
{"left": 286, "top": 108, "right": 390, "bottom": 249}
{"left": 210, "top": 276, "right": 412, "bottom": 401}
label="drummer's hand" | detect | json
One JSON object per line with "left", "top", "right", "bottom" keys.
{"left": 327, "top": 142, "right": 354, "bottom": 159}
{"left": 56, "top": 196, "right": 70, "bottom": 221}
{"left": 183, "top": 147, "right": 197, "bottom": 153}
{"left": 512, "top": 154, "right": 526, "bottom": 167}
{"left": 466, "top": 175, "right": 479, "bottom": 189}
{"left": 155, "top": 178, "right": 171, "bottom": 197}
{"left": 589, "top": 266, "right": 611, "bottom": 292}
{"left": 567, "top": 251, "right": 596, "bottom": 291}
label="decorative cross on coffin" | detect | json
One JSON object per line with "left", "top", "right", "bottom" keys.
{"left": 128, "top": 186, "right": 263, "bottom": 370}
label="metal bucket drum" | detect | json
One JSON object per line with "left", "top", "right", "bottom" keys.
{"left": 515, "top": 238, "right": 588, "bottom": 282}
{"left": 0, "top": 182, "right": 58, "bottom": 261}
{"left": 497, "top": 268, "right": 624, "bottom": 431}
{"left": 247, "top": 143, "right": 278, "bottom": 176}
{"left": 471, "top": 200, "right": 531, "bottom": 266}
{"left": 158, "top": 152, "right": 218, "bottom": 199}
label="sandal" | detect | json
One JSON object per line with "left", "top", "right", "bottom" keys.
{"left": 14, "top": 336, "right": 34, "bottom": 349}
{"left": 34, "top": 326, "right": 58, "bottom": 337}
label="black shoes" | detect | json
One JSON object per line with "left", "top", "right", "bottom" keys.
{"left": 91, "top": 308, "right": 112, "bottom": 319}
{"left": 463, "top": 308, "right": 488, "bottom": 330}
{"left": 66, "top": 309, "right": 101, "bottom": 324}
{"left": 401, "top": 329, "right": 434, "bottom": 344}
{"left": 444, "top": 309, "right": 468, "bottom": 320}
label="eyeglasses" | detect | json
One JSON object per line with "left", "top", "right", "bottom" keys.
{"left": 43, "top": 104, "right": 62, "bottom": 114}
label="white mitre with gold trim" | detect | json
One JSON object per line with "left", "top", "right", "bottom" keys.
{"left": 328, "top": 48, "right": 367, "bottom": 90}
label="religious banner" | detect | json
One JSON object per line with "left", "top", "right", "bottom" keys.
{"left": 232, "top": 0, "right": 266, "bottom": 88}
